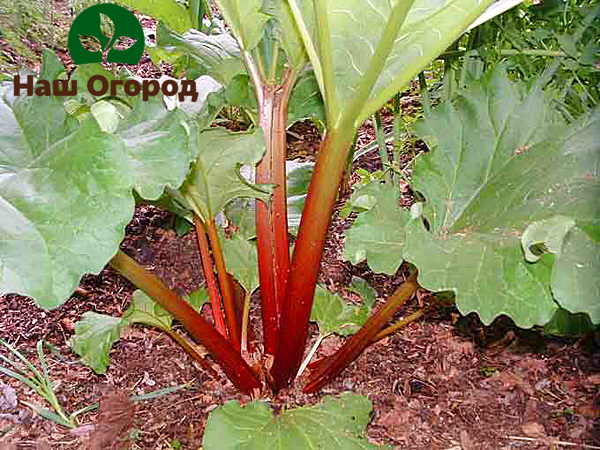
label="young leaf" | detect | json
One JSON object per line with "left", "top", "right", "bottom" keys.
{"left": 203, "top": 393, "right": 390, "bottom": 449}
{"left": 70, "top": 313, "right": 124, "bottom": 374}
{"left": 311, "top": 285, "right": 374, "bottom": 336}
{"left": 221, "top": 235, "right": 260, "bottom": 294}
{"left": 343, "top": 181, "right": 409, "bottom": 274}
{"left": 287, "top": 70, "right": 325, "bottom": 126}
{"left": 179, "top": 128, "right": 272, "bottom": 222}
{"left": 122, "top": 290, "right": 174, "bottom": 330}
{"left": 403, "top": 67, "right": 600, "bottom": 327}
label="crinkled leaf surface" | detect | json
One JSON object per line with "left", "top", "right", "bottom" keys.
{"left": 70, "top": 312, "right": 123, "bottom": 374}
{"left": 203, "top": 393, "right": 389, "bottom": 450}
{"left": 311, "top": 284, "right": 374, "bottom": 336}
{"left": 180, "top": 128, "right": 271, "bottom": 222}
{"left": 343, "top": 182, "right": 409, "bottom": 274}
{"left": 0, "top": 84, "right": 132, "bottom": 309}
{"left": 287, "top": 0, "right": 494, "bottom": 126}
{"left": 403, "top": 68, "right": 600, "bottom": 327}
{"left": 156, "top": 25, "right": 245, "bottom": 85}
{"left": 0, "top": 54, "right": 196, "bottom": 309}
{"left": 222, "top": 235, "right": 259, "bottom": 294}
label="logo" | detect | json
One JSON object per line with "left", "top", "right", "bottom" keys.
{"left": 68, "top": 3, "right": 144, "bottom": 65}
{"left": 14, "top": 3, "right": 200, "bottom": 103}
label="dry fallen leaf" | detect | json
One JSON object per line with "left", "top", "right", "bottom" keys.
{"left": 90, "top": 388, "right": 135, "bottom": 450}
{"left": 521, "top": 421, "right": 545, "bottom": 438}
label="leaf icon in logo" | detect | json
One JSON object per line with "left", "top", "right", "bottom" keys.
{"left": 99, "top": 13, "right": 115, "bottom": 46}
{"left": 112, "top": 36, "right": 138, "bottom": 51}
{"left": 69, "top": 4, "right": 145, "bottom": 65}
{"left": 78, "top": 35, "right": 102, "bottom": 53}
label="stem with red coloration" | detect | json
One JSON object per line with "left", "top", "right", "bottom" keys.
{"left": 303, "top": 273, "right": 418, "bottom": 393}
{"left": 194, "top": 217, "right": 228, "bottom": 339}
{"left": 271, "top": 129, "right": 355, "bottom": 389}
{"left": 110, "top": 250, "right": 261, "bottom": 395}
{"left": 205, "top": 219, "right": 240, "bottom": 351}
{"left": 162, "top": 327, "right": 220, "bottom": 380}
{"left": 254, "top": 71, "right": 295, "bottom": 357}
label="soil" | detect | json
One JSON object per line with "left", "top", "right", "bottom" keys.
{"left": 1, "top": 4, "right": 600, "bottom": 450}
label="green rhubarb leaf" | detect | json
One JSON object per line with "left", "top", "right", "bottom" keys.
{"left": 212, "top": 0, "right": 269, "bottom": 52}
{"left": 287, "top": 0, "right": 494, "bottom": 127}
{"left": 287, "top": 69, "right": 325, "bottom": 127}
{"left": 347, "top": 277, "right": 378, "bottom": 310}
{"left": 263, "top": 0, "right": 307, "bottom": 72}
{"left": 223, "top": 160, "right": 316, "bottom": 237}
{"left": 311, "top": 284, "right": 374, "bottom": 336}
{"left": 402, "top": 67, "right": 600, "bottom": 327}
{"left": 70, "top": 312, "right": 124, "bottom": 374}
{"left": 71, "top": 64, "right": 198, "bottom": 201}
{"left": 155, "top": 24, "right": 245, "bottom": 85}
{"left": 343, "top": 181, "right": 409, "bottom": 274}
{"left": 180, "top": 127, "right": 271, "bottom": 222}
{"left": 0, "top": 54, "right": 197, "bottom": 309}
{"left": 286, "top": 160, "right": 313, "bottom": 235}
{"left": 122, "top": 290, "right": 174, "bottom": 330}
{"left": 520, "top": 215, "right": 600, "bottom": 322}
{"left": 71, "top": 288, "right": 209, "bottom": 374}
{"left": 222, "top": 235, "right": 259, "bottom": 294}
{"left": 543, "top": 307, "right": 595, "bottom": 337}
{"left": 185, "top": 288, "right": 210, "bottom": 312}
{"left": 0, "top": 91, "right": 132, "bottom": 308}
{"left": 551, "top": 227, "right": 600, "bottom": 323}
{"left": 203, "top": 393, "right": 389, "bottom": 450}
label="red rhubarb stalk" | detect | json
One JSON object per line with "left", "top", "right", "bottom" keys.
{"left": 110, "top": 250, "right": 261, "bottom": 395}
{"left": 255, "top": 72, "right": 295, "bottom": 357}
{"left": 194, "top": 217, "right": 228, "bottom": 339}
{"left": 271, "top": 129, "right": 354, "bottom": 389}
{"left": 303, "top": 274, "right": 418, "bottom": 393}
{"left": 205, "top": 219, "right": 241, "bottom": 351}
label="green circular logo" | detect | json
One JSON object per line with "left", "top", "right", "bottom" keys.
{"left": 68, "top": 3, "right": 144, "bottom": 65}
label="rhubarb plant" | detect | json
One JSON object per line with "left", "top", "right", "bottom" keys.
{"left": 1, "top": 0, "right": 497, "bottom": 404}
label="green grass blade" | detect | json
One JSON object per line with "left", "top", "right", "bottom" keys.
{"left": 0, "top": 365, "right": 44, "bottom": 395}
{"left": 0, "top": 339, "right": 43, "bottom": 381}
{"left": 70, "top": 402, "right": 99, "bottom": 420}
{"left": 37, "top": 340, "right": 52, "bottom": 389}
{"left": 131, "top": 383, "right": 190, "bottom": 402}
{"left": 21, "top": 401, "right": 73, "bottom": 428}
